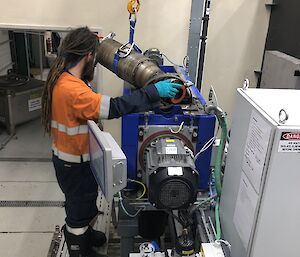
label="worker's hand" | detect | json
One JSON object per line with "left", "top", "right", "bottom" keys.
{"left": 154, "top": 80, "right": 182, "bottom": 98}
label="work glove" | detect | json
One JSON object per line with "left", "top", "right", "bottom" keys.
{"left": 154, "top": 80, "right": 182, "bottom": 98}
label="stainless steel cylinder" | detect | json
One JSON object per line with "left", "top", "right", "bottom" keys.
{"left": 96, "top": 39, "right": 188, "bottom": 104}
{"left": 96, "top": 39, "right": 166, "bottom": 88}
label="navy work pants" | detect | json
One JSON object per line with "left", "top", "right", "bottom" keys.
{"left": 52, "top": 154, "right": 99, "bottom": 228}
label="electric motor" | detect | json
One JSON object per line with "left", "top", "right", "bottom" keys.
{"left": 144, "top": 138, "right": 198, "bottom": 210}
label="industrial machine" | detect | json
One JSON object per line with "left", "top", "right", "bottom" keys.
{"left": 48, "top": 36, "right": 226, "bottom": 256}
{"left": 95, "top": 34, "right": 228, "bottom": 257}
{"left": 128, "top": 242, "right": 226, "bottom": 257}
{"left": 48, "top": 1, "right": 227, "bottom": 254}
{"left": 0, "top": 72, "right": 43, "bottom": 135}
{"left": 220, "top": 88, "right": 300, "bottom": 257}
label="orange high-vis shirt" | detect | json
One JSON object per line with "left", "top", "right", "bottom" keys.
{"left": 51, "top": 72, "right": 110, "bottom": 163}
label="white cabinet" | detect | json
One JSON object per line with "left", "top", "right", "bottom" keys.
{"left": 220, "top": 88, "right": 300, "bottom": 257}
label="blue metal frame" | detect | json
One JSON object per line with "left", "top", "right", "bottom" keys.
{"left": 121, "top": 66, "right": 215, "bottom": 190}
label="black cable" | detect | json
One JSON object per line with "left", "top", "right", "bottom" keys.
{"left": 164, "top": 210, "right": 186, "bottom": 227}
{"left": 178, "top": 210, "right": 193, "bottom": 227}
{"left": 168, "top": 213, "right": 177, "bottom": 249}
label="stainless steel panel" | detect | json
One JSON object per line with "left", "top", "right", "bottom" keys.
{"left": 0, "top": 86, "right": 43, "bottom": 134}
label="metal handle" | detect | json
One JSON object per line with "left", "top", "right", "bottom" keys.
{"left": 113, "top": 161, "right": 124, "bottom": 168}
{"left": 118, "top": 42, "right": 135, "bottom": 58}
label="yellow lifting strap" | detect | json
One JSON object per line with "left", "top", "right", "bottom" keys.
{"left": 127, "top": 0, "right": 141, "bottom": 14}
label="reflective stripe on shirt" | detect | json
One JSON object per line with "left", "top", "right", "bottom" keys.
{"left": 51, "top": 120, "right": 88, "bottom": 135}
{"left": 99, "top": 95, "right": 111, "bottom": 119}
{"left": 52, "top": 145, "right": 90, "bottom": 163}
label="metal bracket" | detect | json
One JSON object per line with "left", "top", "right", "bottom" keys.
{"left": 102, "top": 32, "right": 116, "bottom": 41}
{"left": 208, "top": 85, "right": 219, "bottom": 107}
{"left": 118, "top": 42, "right": 135, "bottom": 58}
{"left": 265, "top": 0, "right": 278, "bottom": 6}
{"left": 47, "top": 225, "right": 62, "bottom": 257}
{"left": 242, "top": 78, "right": 250, "bottom": 90}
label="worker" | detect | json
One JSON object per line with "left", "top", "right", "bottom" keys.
{"left": 41, "top": 27, "right": 181, "bottom": 257}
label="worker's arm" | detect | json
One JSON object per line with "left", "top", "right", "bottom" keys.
{"left": 107, "top": 84, "right": 160, "bottom": 119}
{"left": 73, "top": 81, "right": 181, "bottom": 121}
{"left": 106, "top": 81, "right": 182, "bottom": 119}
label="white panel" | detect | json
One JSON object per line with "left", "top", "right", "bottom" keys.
{"left": 220, "top": 89, "right": 277, "bottom": 257}
{"left": 221, "top": 88, "right": 300, "bottom": 257}
{"left": 251, "top": 127, "right": 300, "bottom": 257}
{"left": 240, "top": 88, "right": 300, "bottom": 125}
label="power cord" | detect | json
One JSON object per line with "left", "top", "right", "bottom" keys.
{"left": 170, "top": 121, "right": 184, "bottom": 134}
{"left": 118, "top": 192, "right": 142, "bottom": 218}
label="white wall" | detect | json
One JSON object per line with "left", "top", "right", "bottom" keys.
{"left": 0, "top": 0, "right": 271, "bottom": 136}
{"left": 202, "top": 0, "right": 271, "bottom": 125}
{"left": 0, "top": 0, "right": 192, "bottom": 142}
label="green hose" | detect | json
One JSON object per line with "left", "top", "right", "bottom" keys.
{"left": 203, "top": 105, "right": 228, "bottom": 241}
{"left": 215, "top": 197, "right": 221, "bottom": 240}
{"left": 212, "top": 110, "right": 228, "bottom": 240}
{"left": 214, "top": 113, "right": 228, "bottom": 196}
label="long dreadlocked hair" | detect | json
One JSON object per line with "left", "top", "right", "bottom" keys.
{"left": 41, "top": 27, "right": 99, "bottom": 134}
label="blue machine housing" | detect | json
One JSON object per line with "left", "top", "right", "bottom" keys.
{"left": 121, "top": 66, "right": 215, "bottom": 191}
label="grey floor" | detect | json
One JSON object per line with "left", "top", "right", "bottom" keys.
{"left": 0, "top": 120, "right": 65, "bottom": 257}
{"left": 0, "top": 119, "right": 52, "bottom": 160}
{"left": 0, "top": 119, "right": 122, "bottom": 257}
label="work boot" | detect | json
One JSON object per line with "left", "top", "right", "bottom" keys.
{"left": 89, "top": 226, "right": 107, "bottom": 247}
{"left": 63, "top": 225, "right": 92, "bottom": 257}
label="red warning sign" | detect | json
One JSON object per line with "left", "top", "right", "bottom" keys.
{"left": 279, "top": 132, "right": 300, "bottom": 153}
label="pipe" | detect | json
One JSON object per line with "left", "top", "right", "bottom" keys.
{"left": 204, "top": 104, "right": 228, "bottom": 241}
{"left": 97, "top": 39, "right": 163, "bottom": 88}
{"left": 214, "top": 114, "right": 228, "bottom": 196}
{"left": 215, "top": 197, "right": 221, "bottom": 240}
{"left": 204, "top": 104, "right": 228, "bottom": 196}
{"left": 96, "top": 39, "right": 186, "bottom": 102}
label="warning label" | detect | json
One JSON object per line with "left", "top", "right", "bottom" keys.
{"left": 278, "top": 132, "right": 300, "bottom": 153}
{"left": 28, "top": 97, "right": 42, "bottom": 112}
